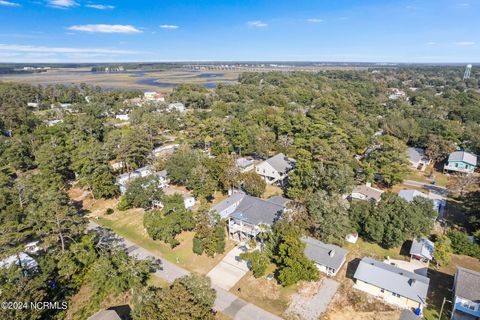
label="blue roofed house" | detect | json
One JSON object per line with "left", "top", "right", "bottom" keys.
{"left": 451, "top": 267, "right": 480, "bottom": 320}
{"left": 211, "top": 190, "right": 289, "bottom": 242}
{"left": 353, "top": 257, "right": 430, "bottom": 311}
{"left": 444, "top": 151, "right": 477, "bottom": 174}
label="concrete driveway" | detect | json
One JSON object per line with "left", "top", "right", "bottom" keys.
{"left": 207, "top": 245, "right": 250, "bottom": 290}
{"left": 88, "top": 222, "right": 281, "bottom": 320}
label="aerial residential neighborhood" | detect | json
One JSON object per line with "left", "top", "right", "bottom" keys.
{"left": 0, "top": 1, "right": 479, "bottom": 320}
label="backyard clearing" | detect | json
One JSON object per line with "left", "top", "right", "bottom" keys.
{"left": 207, "top": 245, "right": 250, "bottom": 290}
{"left": 286, "top": 278, "right": 340, "bottom": 320}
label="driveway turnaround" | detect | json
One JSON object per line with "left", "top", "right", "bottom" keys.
{"left": 88, "top": 222, "right": 281, "bottom": 320}
{"left": 287, "top": 278, "right": 340, "bottom": 320}
{"left": 207, "top": 245, "right": 250, "bottom": 290}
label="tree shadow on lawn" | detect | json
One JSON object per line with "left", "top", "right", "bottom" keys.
{"left": 426, "top": 268, "right": 454, "bottom": 319}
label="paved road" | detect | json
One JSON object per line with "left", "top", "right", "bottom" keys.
{"left": 88, "top": 221, "right": 282, "bottom": 320}
{"left": 403, "top": 180, "right": 447, "bottom": 196}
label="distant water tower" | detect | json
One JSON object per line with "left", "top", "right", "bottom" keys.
{"left": 463, "top": 64, "right": 472, "bottom": 80}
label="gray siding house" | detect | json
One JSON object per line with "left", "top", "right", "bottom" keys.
{"left": 451, "top": 267, "right": 480, "bottom": 320}
{"left": 301, "top": 236, "right": 348, "bottom": 276}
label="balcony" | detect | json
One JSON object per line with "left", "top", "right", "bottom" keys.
{"left": 444, "top": 165, "right": 474, "bottom": 174}
{"left": 228, "top": 221, "right": 258, "bottom": 237}
{"left": 453, "top": 302, "right": 480, "bottom": 319}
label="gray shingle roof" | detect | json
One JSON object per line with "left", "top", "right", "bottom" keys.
{"left": 448, "top": 151, "right": 477, "bottom": 166}
{"left": 267, "top": 195, "right": 290, "bottom": 206}
{"left": 410, "top": 238, "right": 434, "bottom": 260}
{"left": 265, "top": 153, "right": 293, "bottom": 173}
{"left": 455, "top": 267, "right": 480, "bottom": 301}
{"left": 230, "top": 195, "right": 285, "bottom": 226}
{"left": 301, "top": 237, "right": 348, "bottom": 271}
{"left": 210, "top": 191, "right": 246, "bottom": 217}
{"left": 354, "top": 257, "right": 430, "bottom": 304}
{"left": 408, "top": 147, "right": 428, "bottom": 164}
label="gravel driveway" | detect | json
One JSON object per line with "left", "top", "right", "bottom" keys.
{"left": 287, "top": 278, "right": 340, "bottom": 320}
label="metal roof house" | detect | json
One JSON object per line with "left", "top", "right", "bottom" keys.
{"left": 255, "top": 153, "right": 295, "bottom": 185}
{"left": 236, "top": 157, "right": 256, "bottom": 173}
{"left": 353, "top": 257, "right": 430, "bottom": 310}
{"left": 410, "top": 238, "right": 434, "bottom": 264}
{"left": 451, "top": 267, "right": 480, "bottom": 320}
{"left": 398, "top": 189, "right": 442, "bottom": 213}
{"left": 301, "top": 236, "right": 348, "bottom": 276}
{"left": 444, "top": 151, "right": 477, "bottom": 174}
{"left": 211, "top": 190, "right": 289, "bottom": 241}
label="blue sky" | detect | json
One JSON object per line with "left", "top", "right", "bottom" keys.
{"left": 0, "top": 0, "right": 478, "bottom": 63}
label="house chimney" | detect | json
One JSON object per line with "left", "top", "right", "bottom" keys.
{"left": 366, "top": 182, "right": 372, "bottom": 187}
{"left": 329, "top": 250, "right": 335, "bottom": 257}
{"left": 409, "top": 279, "right": 416, "bottom": 286}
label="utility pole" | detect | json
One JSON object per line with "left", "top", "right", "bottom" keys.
{"left": 438, "top": 296, "right": 452, "bottom": 320}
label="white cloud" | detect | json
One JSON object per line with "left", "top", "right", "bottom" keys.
{"left": 0, "top": 0, "right": 19, "bottom": 6}
{"left": 247, "top": 20, "right": 268, "bottom": 28}
{"left": 0, "top": 43, "right": 138, "bottom": 54}
{"left": 68, "top": 24, "right": 142, "bottom": 34}
{"left": 454, "top": 41, "right": 476, "bottom": 46}
{"left": 160, "top": 25, "right": 179, "bottom": 29}
{"left": 425, "top": 42, "right": 436, "bottom": 45}
{"left": 48, "top": 0, "right": 78, "bottom": 8}
{"left": 86, "top": 4, "right": 115, "bottom": 9}
{"left": 458, "top": 3, "right": 469, "bottom": 7}
{"left": 307, "top": 18, "right": 323, "bottom": 23}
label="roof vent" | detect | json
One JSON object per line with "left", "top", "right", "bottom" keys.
{"left": 409, "top": 279, "right": 416, "bottom": 286}
{"left": 329, "top": 250, "right": 335, "bottom": 257}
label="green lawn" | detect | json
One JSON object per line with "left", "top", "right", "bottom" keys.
{"left": 96, "top": 209, "right": 234, "bottom": 275}
{"left": 344, "top": 238, "right": 404, "bottom": 261}
{"left": 406, "top": 168, "right": 449, "bottom": 187}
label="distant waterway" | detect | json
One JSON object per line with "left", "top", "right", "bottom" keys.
{"left": 195, "top": 73, "right": 224, "bottom": 78}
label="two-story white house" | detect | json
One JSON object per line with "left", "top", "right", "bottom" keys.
{"left": 255, "top": 153, "right": 294, "bottom": 185}
{"left": 451, "top": 267, "right": 480, "bottom": 320}
{"left": 116, "top": 167, "right": 168, "bottom": 194}
{"left": 211, "top": 190, "right": 289, "bottom": 241}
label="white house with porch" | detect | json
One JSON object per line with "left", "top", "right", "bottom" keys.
{"left": 410, "top": 238, "right": 434, "bottom": 265}
{"left": 211, "top": 190, "right": 289, "bottom": 242}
